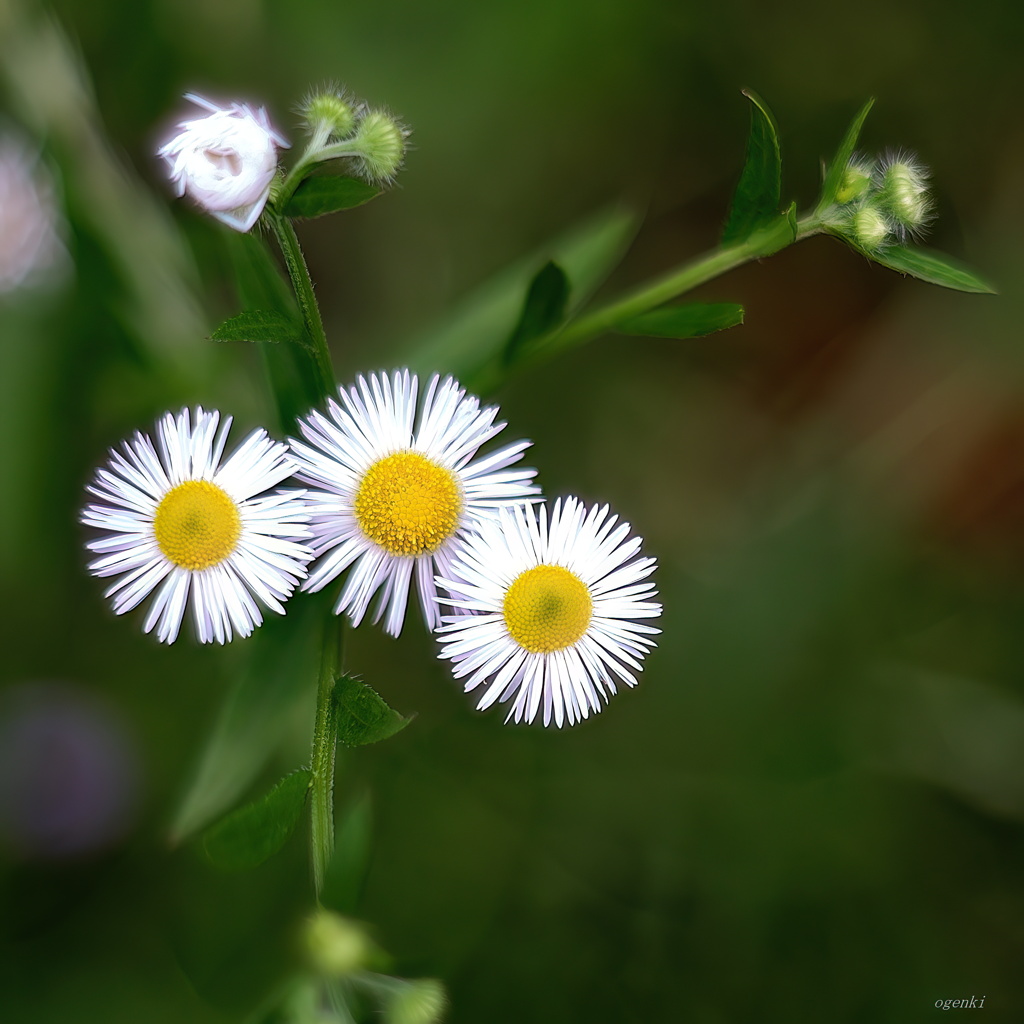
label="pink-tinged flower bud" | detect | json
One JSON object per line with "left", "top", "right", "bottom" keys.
{"left": 0, "top": 134, "right": 67, "bottom": 295}
{"left": 157, "top": 93, "right": 289, "bottom": 232}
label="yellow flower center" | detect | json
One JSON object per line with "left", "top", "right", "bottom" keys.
{"left": 153, "top": 480, "right": 242, "bottom": 571}
{"left": 503, "top": 564, "right": 593, "bottom": 654}
{"left": 353, "top": 451, "right": 462, "bottom": 556}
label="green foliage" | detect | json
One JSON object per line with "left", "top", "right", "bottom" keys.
{"left": 334, "top": 674, "right": 413, "bottom": 747}
{"left": 617, "top": 302, "right": 745, "bottom": 339}
{"left": 817, "top": 99, "right": 875, "bottom": 210}
{"left": 721, "top": 90, "right": 783, "bottom": 246}
{"left": 503, "top": 261, "right": 570, "bottom": 364}
{"left": 202, "top": 769, "right": 311, "bottom": 871}
{"left": 282, "top": 175, "right": 382, "bottom": 219}
{"left": 169, "top": 597, "right": 324, "bottom": 843}
{"left": 321, "top": 793, "right": 374, "bottom": 913}
{"left": 404, "top": 205, "right": 640, "bottom": 385}
{"left": 868, "top": 244, "right": 996, "bottom": 294}
{"left": 211, "top": 310, "right": 302, "bottom": 344}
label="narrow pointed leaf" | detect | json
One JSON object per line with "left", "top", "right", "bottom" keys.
{"left": 869, "top": 245, "right": 996, "bottom": 294}
{"left": 721, "top": 90, "right": 782, "bottom": 245}
{"left": 504, "top": 261, "right": 570, "bottom": 364}
{"left": 818, "top": 98, "right": 875, "bottom": 209}
{"left": 282, "top": 175, "right": 382, "bottom": 219}
{"left": 334, "top": 675, "right": 413, "bottom": 747}
{"left": 203, "top": 769, "right": 312, "bottom": 870}
{"left": 617, "top": 302, "right": 744, "bottom": 339}
{"left": 211, "top": 309, "right": 302, "bottom": 344}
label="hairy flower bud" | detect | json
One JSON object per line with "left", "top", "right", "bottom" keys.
{"left": 351, "top": 111, "right": 407, "bottom": 183}
{"left": 303, "top": 909, "right": 371, "bottom": 976}
{"left": 835, "top": 157, "right": 874, "bottom": 205}
{"left": 303, "top": 90, "right": 357, "bottom": 140}
{"left": 157, "top": 94, "right": 289, "bottom": 232}
{"left": 876, "top": 154, "right": 932, "bottom": 236}
{"left": 385, "top": 979, "right": 448, "bottom": 1024}
{"left": 852, "top": 204, "right": 890, "bottom": 250}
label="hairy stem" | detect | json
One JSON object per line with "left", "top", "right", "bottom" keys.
{"left": 310, "top": 614, "right": 344, "bottom": 897}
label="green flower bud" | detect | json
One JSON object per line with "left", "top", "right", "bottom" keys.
{"left": 303, "top": 910, "right": 371, "bottom": 977}
{"left": 835, "top": 158, "right": 874, "bottom": 205}
{"left": 852, "top": 203, "right": 890, "bottom": 250}
{"left": 385, "top": 979, "right": 448, "bottom": 1024}
{"left": 302, "top": 90, "right": 357, "bottom": 139}
{"left": 352, "top": 111, "right": 407, "bottom": 183}
{"left": 876, "top": 154, "right": 931, "bottom": 234}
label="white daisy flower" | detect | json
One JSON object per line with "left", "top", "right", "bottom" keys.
{"left": 157, "top": 93, "right": 289, "bottom": 232}
{"left": 435, "top": 497, "right": 661, "bottom": 727}
{"left": 82, "top": 408, "right": 313, "bottom": 644}
{"left": 290, "top": 370, "right": 541, "bottom": 637}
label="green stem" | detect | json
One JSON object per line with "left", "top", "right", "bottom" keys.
{"left": 310, "top": 613, "right": 344, "bottom": 897}
{"left": 520, "top": 212, "right": 824, "bottom": 367}
{"left": 268, "top": 213, "right": 336, "bottom": 402}
{"left": 276, "top": 139, "right": 365, "bottom": 210}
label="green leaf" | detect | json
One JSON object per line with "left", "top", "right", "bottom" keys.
{"left": 282, "top": 175, "right": 382, "bottom": 219}
{"left": 404, "top": 205, "right": 641, "bottom": 386}
{"left": 817, "top": 98, "right": 875, "bottom": 210}
{"left": 503, "top": 261, "right": 570, "bottom": 364}
{"left": 211, "top": 309, "right": 302, "bottom": 344}
{"left": 868, "top": 245, "right": 996, "bottom": 294}
{"left": 721, "top": 90, "right": 783, "bottom": 246}
{"left": 169, "top": 594, "right": 325, "bottom": 844}
{"left": 617, "top": 302, "right": 744, "bottom": 338}
{"left": 203, "top": 769, "right": 311, "bottom": 871}
{"left": 334, "top": 674, "right": 413, "bottom": 747}
{"left": 321, "top": 792, "right": 373, "bottom": 913}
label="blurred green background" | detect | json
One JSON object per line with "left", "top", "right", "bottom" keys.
{"left": 3, "top": 0, "right": 1024, "bottom": 1020}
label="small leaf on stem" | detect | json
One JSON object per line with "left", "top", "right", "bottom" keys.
{"left": 818, "top": 98, "right": 875, "bottom": 210}
{"left": 617, "top": 302, "right": 744, "bottom": 338}
{"left": 211, "top": 309, "right": 303, "bottom": 344}
{"left": 283, "top": 175, "right": 382, "bottom": 219}
{"left": 202, "top": 769, "right": 312, "bottom": 870}
{"left": 868, "top": 245, "right": 996, "bottom": 294}
{"left": 334, "top": 675, "right": 413, "bottom": 747}
{"left": 721, "top": 90, "right": 783, "bottom": 246}
{"left": 503, "top": 261, "right": 570, "bottom": 364}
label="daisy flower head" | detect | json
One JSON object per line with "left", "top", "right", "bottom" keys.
{"left": 82, "top": 408, "right": 313, "bottom": 645}
{"left": 435, "top": 497, "right": 662, "bottom": 728}
{"left": 290, "top": 370, "right": 541, "bottom": 637}
{"left": 157, "top": 93, "right": 289, "bottom": 232}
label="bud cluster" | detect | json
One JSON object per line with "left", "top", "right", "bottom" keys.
{"left": 300, "top": 87, "right": 408, "bottom": 184}
{"left": 825, "top": 151, "right": 933, "bottom": 252}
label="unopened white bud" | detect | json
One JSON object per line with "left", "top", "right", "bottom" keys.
{"left": 157, "top": 94, "right": 289, "bottom": 232}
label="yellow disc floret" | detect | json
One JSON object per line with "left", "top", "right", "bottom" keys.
{"left": 153, "top": 479, "right": 242, "bottom": 571}
{"left": 353, "top": 451, "right": 462, "bottom": 556}
{"left": 503, "top": 564, "right": 593, "bottom": 654}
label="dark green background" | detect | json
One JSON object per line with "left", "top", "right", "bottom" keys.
{"left": 3, "top": 0, "right": 1024, "bottom": 1020}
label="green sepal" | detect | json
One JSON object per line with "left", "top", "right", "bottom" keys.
{"left": 282, "top": 175, "right": 382, "bottom": 219}
{"left": 202, "top": 769, "right": 312, "bottom": 871}
{"left": 817, "top": 98, "right": 875, "bottom": 210}
{"left": 211, "top": 309, "right": 302, "bottom": 344}
{"left": 617, "top": 302, "right": 744, "bottom": 338}
{"left": 867, "top": 245, "right": 996, "bottom": 294}
{"left": 503, "top": 261, "right": 570, "bottom": 365}
{"left": 721, "top": 90, "right": 783, "bottom": 246}
{"left": 334, "top": 674, "right": 413, "bottom": 747}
